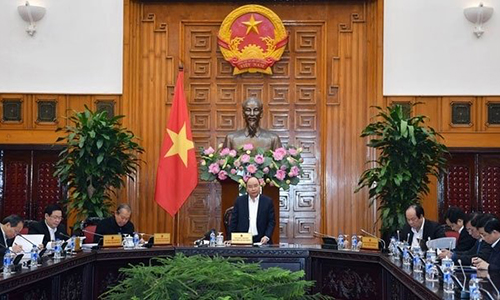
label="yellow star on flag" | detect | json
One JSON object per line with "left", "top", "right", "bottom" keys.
{"left": 242, "top": 14, "right": 262, "bottom": 35}
{"left": 165, "top": 122, "right": 194, "bottom": 167}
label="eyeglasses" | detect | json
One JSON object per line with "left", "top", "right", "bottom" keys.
{"left": 50, "top": 215, "right": 63, "bottom": 221}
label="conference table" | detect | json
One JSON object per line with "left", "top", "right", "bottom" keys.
{"left": 0, "top": 245, "right": 498, "bottom": 300}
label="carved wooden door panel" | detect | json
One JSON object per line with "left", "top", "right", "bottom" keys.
{"left": 440, "top": 152, "right": 500, "bottom": 221}
{"left": 478, "top": 154, "right": 500, "bottom": 214}
{"left": 179, "top": 21, "right": 323, "bottom": 244}
{"left": 0, "top": 149, "right": 63, "bottom": 220}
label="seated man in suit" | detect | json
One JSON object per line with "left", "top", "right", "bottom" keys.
{"left": 473, "top": 218, "right": 500, "bottom": 272}
{"left": 29, "top": 204, "right": 68, "bottom": 247}
{"left": 1, "top": 215, "right": 24, "bottom": 263}
{"left": 95, "top": 203, "right": 135, "bottom": 244}
{"left": 439, "top": 213, "right": 494, "bottom": 265}
{"left": 400, "top": 204, "right": 445, "bottom": 251}
{"left": 444, "top": 206, "right": 476, "bottom": 252}
{"left": 229, "top": 177, "right": 275, "bottom": 245}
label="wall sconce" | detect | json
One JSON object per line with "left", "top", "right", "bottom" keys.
{"left": 17, "top": 1, "right": 46, "bottom": 36}
{"left": 464, "top": 3, "right": 494, "bottom": 38}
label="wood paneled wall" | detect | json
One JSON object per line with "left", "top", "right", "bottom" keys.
{"left": 2, "top": 0, "right": 498, "bottom": 243}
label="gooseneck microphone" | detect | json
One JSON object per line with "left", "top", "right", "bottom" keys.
{"left": 478, "top": 287, "right": 495, "bottom": 300}
{"left": 360, "top": 229, "right": 386, "bottom": 250}
{"left": 81, "top": 229, "right": 104, "bottom": 237}
{"left": 486, "top": 274, "right": 500, "bottom": 300}
{"left": 457, "top": 259, "right": 470, "bottom": 298}
{"left": 397, "top": 230, "right": 400, "bottom": 242}
{"left": 16, "top": 233, "right": 36, "bottom": 247}
{"left": 58, "top": 232, "right": 71, "bottom": 240}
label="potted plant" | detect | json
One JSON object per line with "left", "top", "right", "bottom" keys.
{"left": 101, "top": 254, "right": 333, "bottom": 299}
{"left": 54, "top": 107, "right": 144, "bottom": 229}
{"left": 356, "top": 105, "right": 448, "bottom": 237}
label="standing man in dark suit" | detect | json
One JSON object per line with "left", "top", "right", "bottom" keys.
{"left": 29, "top": 204, "right": 68, "bottom": 247}
{"left": 400, "top": 204, "right": 445, "bottom": 251}
{"left": 229, "top": 177, "right": 275, "bottom": 244}
{"left": 473, "top": 218, "right": 500, "bottom": 272}
{"left": 444, "top": 206, "right": 476, "bottom": 252}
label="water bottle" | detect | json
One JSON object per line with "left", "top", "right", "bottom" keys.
{"left": 30, "top": 245, "right": 38, "bottom": 268}
{"left": 3, "top": 249, "right": 12, "bottom": 276}
{"left": 469, "top": 274, "right": 482, "bottom": 300}
{"left": 216, "top": 232, "right": 224, "bottom": 247}
{"left": 351, "top": 234, "right": 358, "bottom": 251}
{"left": 426, "top": 247, "right": 437, "bottom": 263}
{"left": 54, "top": 239, "right": 62, "bottom": 260}
{"left": 403, "top": 246, "right": 411, "bottom": 266}
{"left": 133, "top": 232, "right": 140, "bottom": 248}
{"left": 68, "top": 236, "right": 75, "bottom": 253}
{"left": 413, "top": 253, "right": 423, "bottom": 273}
{"left": 393, "top": 242, "right": 401, "bottom": 261}
{"left": 425, "top": 255, "right": 438, "bottom": 282}
{"left": 209, "top": 230, "right": 216, "bottom": 247}
{"left": 413, "top": 245, "right": 422, "bottom": 258}
{"left": 337, "top": 234, "right": 345, "bottom": 250}
{"left": 443, "top": 269, "right": 455, "bottom": 294}
{"left": 442, "top": 256, "right": 454, "bottom": 274}
{"left": 389, "top": 237, "right": 396, "bottom": 256}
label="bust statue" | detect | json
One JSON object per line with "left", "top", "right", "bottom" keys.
{"left": 223, "top": 97, "right": 282, "bottom": 151}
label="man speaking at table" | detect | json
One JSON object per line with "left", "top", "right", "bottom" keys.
{"left": 229, "top": 177, "right": 275, "bottom": 245}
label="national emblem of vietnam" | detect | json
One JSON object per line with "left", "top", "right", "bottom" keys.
{"left": 218, "top": 5, "right": 288, "bottom": 75}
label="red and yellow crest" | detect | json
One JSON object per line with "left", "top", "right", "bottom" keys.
{"left": 218, "top": 5, "right": 288, "bottom": 75}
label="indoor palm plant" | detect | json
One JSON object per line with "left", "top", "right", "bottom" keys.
{"left": 356, "top": 105, "right": 448, "bottom": 237}
{"left": 54, "top": 107, "right": 144, "bottom": 229}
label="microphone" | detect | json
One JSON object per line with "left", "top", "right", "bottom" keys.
{"left": 16, "top": 233, "right": 36, "bottom": 247}
{"left": 451, "top": 274, "right": 465, "bottom": 290}
{"left": 360, "top": 229, "right": 386, "bottom": 250}
{"left": 194, "top": 229, "right": 215, "bottom": 246}
{"left": 407, "top": 233, "right": 410, "bottom": 244}
{"left": 397, "top": 230, "right": 400, "bottom": 242}
{"left": 457, "top": 259, "right": 470, "bottom": 298}
{"left": 487, "top": 274, "right": 500, "bottom": 300}
{"left": 479, "top": 287, "right": 495, "bottom": 300}
{"left": 58, "top": 232, "right": 71, "bottom": 240}
{"left": 82, "top": 229, "right": 104, "bottom": 237}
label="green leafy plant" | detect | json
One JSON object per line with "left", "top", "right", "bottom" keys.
{"left": 356, "top": 105, "right": 448, "bottom": 236}
{"left": 101, "top": 254, "right": 333, "bottom": 300}
{"left": 54, "top": 107, "right": 144, "bottom": 229}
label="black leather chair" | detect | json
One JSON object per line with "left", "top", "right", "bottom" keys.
{"left": 223, "top": 206, "right": 233, "bottom": 237}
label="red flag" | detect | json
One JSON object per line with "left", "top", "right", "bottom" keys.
{"left": 155, "top": 70, "right": 198, "bottom": 216}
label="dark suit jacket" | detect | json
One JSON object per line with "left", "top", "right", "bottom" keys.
{"left": 229, "top": 194, "right": 275, "bottom": 244}
{"left": 455, "top": 227, "right": 476, "bottom": 252}
{"left": 28, "top": 221, "right": 68, "bottom": 247}
{"left": 488, "top": 240, "right": 500, "bottom": 272}
{"left": 400, "top": 219, "right": 445, "bottom": 251}
{"left": 453, "top": 239, "right": 492, "bottom": 265}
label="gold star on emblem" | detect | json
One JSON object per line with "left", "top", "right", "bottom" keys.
{"left": 242, "top": 14, "right": 262, "bottom": 35}
{"left": 165, "top": 122, "right": 194, "bottom": 167}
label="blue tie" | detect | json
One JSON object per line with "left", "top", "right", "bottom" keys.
{"left": 476, "top": 241, "right": 481, "bottom": 255}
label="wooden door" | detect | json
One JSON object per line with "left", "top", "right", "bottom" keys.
{"left": 0, "top": 149, "right": 63, "bottom": 220}
{"left": 440, "top": 151, "right": 500, "bottom": 221}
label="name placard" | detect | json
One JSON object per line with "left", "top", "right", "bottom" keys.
{"left": 154, "top": 233, "right": 171, "bottom": 245}
{"left": 103, "top": 234, "right": 122, "bottom": 247}
{"left": 231, "top": 232, "right": 253, "bottom": 245}
{"left": 361, "top": 236, "right": 379, "bottom": 250}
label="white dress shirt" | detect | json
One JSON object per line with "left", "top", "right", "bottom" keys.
{"left": 248, "top": 195, "right": 260, "bottom": 236}
{"left": 411, "top": 218, "right": 425, "bottom": 248}
{"left": 492, "top": 237, "right": 500, "bottom": 249}
{"left": 45, "top": 220, "right": 58, "bottom": 241}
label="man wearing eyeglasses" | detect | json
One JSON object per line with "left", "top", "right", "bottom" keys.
{"left": 29, "top": 203, "right": 68, "bottom": 247}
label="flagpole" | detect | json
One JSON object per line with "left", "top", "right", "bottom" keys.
{"left": 173, "top": 62, "right": 183, "bottom": 246}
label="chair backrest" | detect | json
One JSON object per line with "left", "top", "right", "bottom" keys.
{"left": 445, "top": 230, "right": 459, "bottom": 240}
{"left": 83, "top": 225, "right": 97, "bottom": 244}
{"left": 426, "top": 237, "right": 457, "bottom": 250}
{"left": 20, "top": 219, "right": 37, "bottom": 235}
{"left": 20, "top": 227, "right": 29, "bottom": 235}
